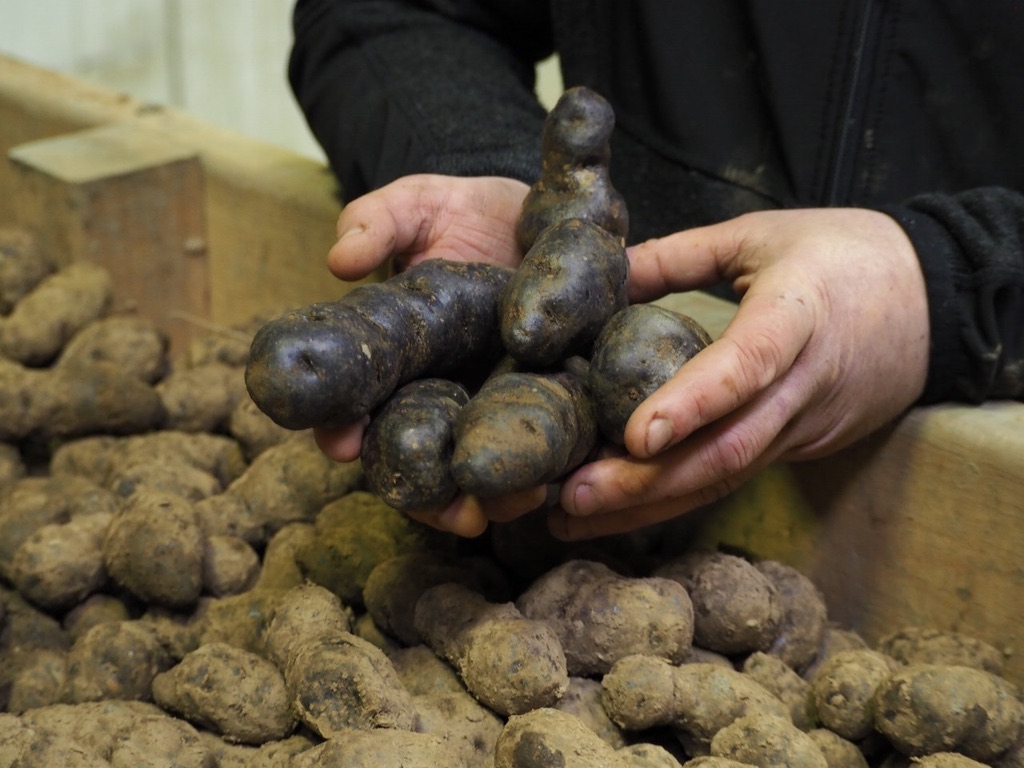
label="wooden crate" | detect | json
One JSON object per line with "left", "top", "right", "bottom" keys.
{"left": 2, "top": 54, "right": 1022, "bottom": 683}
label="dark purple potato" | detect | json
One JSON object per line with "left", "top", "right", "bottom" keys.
{"left": 245, "top": 259, "right": 510, "bottom": 430}
{"left": 586, "top": 304, "right": 712, "bottom": 444}
{"left": 362, "top": 378, "right": 470, "bottom": 512}
{"left": 516, "top": 86, "right": 629, "bottom": 253}
{"left": 500, "top": 218, "right": 628, "bottom": 367}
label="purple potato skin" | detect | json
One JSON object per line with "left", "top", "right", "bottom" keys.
{"left": 515, "top": 86, "right": 629, "bottom": 253}
{"left": 245, "top": 260, "right": 510, "bottom": 430}
{"left": 500, "top": 218, "right": 628, "bottom": 367}
{"left": 586, "top": 304, "right": 712, "bottom": 444}
{"left": 362, "top": 378, "right": 470, "bottom": 512}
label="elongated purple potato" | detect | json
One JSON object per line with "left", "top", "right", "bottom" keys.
{"left": 245, "top": 260, "right": 511, "bottom": 430}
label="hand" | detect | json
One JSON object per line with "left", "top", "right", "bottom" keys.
{"left": 549, "top": 208, "right": 930, "bottom": 540}
{"left": 324, "top": 173, "right": 530, "bottom": 280}
{"left": 315, "top": 174, "right": 538, "bottom": 536}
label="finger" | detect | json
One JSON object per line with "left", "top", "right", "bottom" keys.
{"left": 625, "top": 217, "right": 752, "bottom": 303}
{"left": 562, "top": 368, "right": 811, "bottom": 519}
{"left": 479, "top": 485, "right": 549, "bottom": 523}
{"left": 313, "top": 420, "right": 368, "bottom": 462}
{"left": 329, "top": 178, "right": 436, "bottom": 280}
{"left": 404, "top": 495, "right": 489, "bottom": 538}
{"left": 547, "top": 485, "right": 725, "bottom": 541}
{"left": 624, "top": 278, "right": 816, "bottom": 459}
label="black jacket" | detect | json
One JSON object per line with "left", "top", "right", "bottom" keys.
{"left": 289, "top": 0, "right": 1024, "bottom": 403}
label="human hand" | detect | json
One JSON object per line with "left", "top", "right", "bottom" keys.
{"left": 325, "top": 173, "right": 530, "bottom": 280}
{"left": 549, "top": 208, "right": 930, "bottom": 540}
{"left": 315, "top": 174, "right": 537, "bottom": 536}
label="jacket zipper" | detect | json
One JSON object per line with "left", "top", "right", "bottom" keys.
{"left": 826, "top": 0, "right": 881, "bottom": 205}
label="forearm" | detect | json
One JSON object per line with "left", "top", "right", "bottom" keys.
{"left": 883, "top": 187, "right": 1024, "bottom": 403}
{"left": 289, "top": 0, "right": 553, "bottom": 199}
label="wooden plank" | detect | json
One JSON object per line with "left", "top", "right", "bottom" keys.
{"left": 0, "top": 54, "right": 356, "bottom": 335}
{"left": 8, "top": 123, "right": 207, "bottom": 354}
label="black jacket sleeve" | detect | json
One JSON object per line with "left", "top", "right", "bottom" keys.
{"left": 883, "top": 187, "right": 1024, "bottom": 403}
{"left": 288, "top": 0, "right": 554, "bottom": 200}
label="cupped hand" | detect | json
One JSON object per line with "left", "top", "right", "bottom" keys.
{"left": 326, "top": 173, "right": 530, "bottom": 280}
{"left": 550, "top": 207, "right": 931, "bottom": 540}
{"left": 316, "top": 174, "right": 540, "bottom": 536}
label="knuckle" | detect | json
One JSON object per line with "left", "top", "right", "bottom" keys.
{"left": 699, "top": 425, "right": 762, "bottom": 479}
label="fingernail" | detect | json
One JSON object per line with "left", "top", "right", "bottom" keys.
{"left": 645, "top": 417, "right": 674, "bottom": 455}
{"left": 571, "top": 483, "right": 600, "bottom": 516}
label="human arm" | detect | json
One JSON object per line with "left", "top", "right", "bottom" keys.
{"left": 288, "top": 0, "right": 553, "bottom": 199}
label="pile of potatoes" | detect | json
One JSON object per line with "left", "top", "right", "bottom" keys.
{"left": 2, "top": 87, "right": 1023, "bottom": 768}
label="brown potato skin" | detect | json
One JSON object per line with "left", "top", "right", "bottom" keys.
{"left": 587, "top": 304, "right": 712, "bottom": 444}
{"left": 245, "top": 259, "right": 510, "bottom": 430}
{"left": 362, "top": 378, "right": 470, "bottom": 512}
{"left": 500, "top": 218, "right": 629, "bottom": 367}
{"left": 451, "top": 369, "right": 598, "bottom": 498}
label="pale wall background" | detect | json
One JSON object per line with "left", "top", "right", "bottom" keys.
{"left": 0, "top": 0, "right": 563, "bottom": 162}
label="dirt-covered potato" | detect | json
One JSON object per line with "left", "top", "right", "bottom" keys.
{"left": 755, "top": 559, "right": 829, "bottom": 672}
{"left": 103, "top": 489, "right": 205, "bottom": 608}
{"left": 227, "top": 395, "right": 294, "bottom": 460}
{"left": 297, "top": 490, "right": 452, "bottom": 607}
{"left": 0, "top": 261, "right": 112, "bottom": 365}
{"left": 808, "top": 648, "right": 900, "bottom": 741}
{"left": 516, "top": 559, "right": 694, "bottom": 676}
{"left": 156, "top": 361, "right": 247, "bottom": 433}
{"left": 656, "top": 551, "right": 782, "bottom": 656}
{"left": 0, "top": 225, "right": 52, "bottom": 315}
{"left": 152, "top": 641, "right": 296, "bottom": 744}
{"left": 0, "top": 358, "right": 166, "bottom": 441}
{"left": 873, "top": 663, "right": 1023, "bottom": 762}
{"left": 246, "top": 259, "right": 511, "bottom": 430}
{"left": 876, "top": 627, "right": 1006, "bottom": 676}
{"left": 515, "top": 85, "right": 629, "bottom": 252}
{"left": 495, "top": 707, "right": 683, "bottom": 768}
{"left": 741, "top": 652, "right": 816, "bottom": 731}
{"left": 265, "top": 583, "right": 416, "bottom": 737}
{"left": 56, "top": 314, "right": 169, "bottom": 383}
{"left": 194, "top": 432, "right": 363, "bottom": 544}
{"left": 709, "top": 713, "right": 827, "bottom": 768}
{"left": 363, "top": 552, "right": 509, "bottom": 646}
{"left": 414, "top": 582, "right": 569, "bottom": 717}
{"left": 601, "top": 657, "right": 790, "bottom": 755}
{"left": 500, "top": 218, "right": 628, "bottom": 366}
{"left": 9, "top": 512, "right": 111, "bottom": 611}
{"left": 202, "top": 534, "right": 260, "bottom": 597}
{"left": 60, "top": 620, "right": 172, "bottom": 704}
{"left": 413, "top": 686, "right": 506, "bottom": 767}
{"left": 292, "top": 729, "right": 467, "bottom": 768}
{"left": 362, "top": 378, "right": 470, "bottom": 511}
{"left": 806, "top": 728, "right": 870, "bottom": 768}
{"left": 0, "top": 474, "right": 117, "bottom": 584}
{"left": 586, "top": 304, "right": 712, "bottom": 444}
{"left": 451, "top": 369, "right": 597, "bottom": 497}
